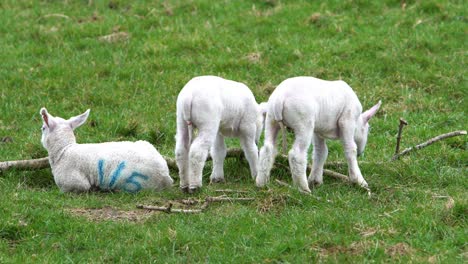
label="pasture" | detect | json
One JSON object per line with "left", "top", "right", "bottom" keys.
{"left": 0, "top": 0, "right": 466, "bottom": 262}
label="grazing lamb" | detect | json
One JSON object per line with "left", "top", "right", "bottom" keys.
{"left": 175, "top": 76, "right": 267, "bottom": 193}
{"left": 40, "top": 108, "right": 173, "bottom": 193}
{"left": 256, "top": 76, "right": 381, "bottom": 193}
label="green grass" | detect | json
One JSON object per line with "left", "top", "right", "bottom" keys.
{"left": 0, "top": 0, "right": 466, "bottom": 262}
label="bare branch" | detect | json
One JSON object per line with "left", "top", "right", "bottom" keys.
{"left": 392, "top": 130, "right": 467, "bottom": 160}
{"left": 214, "top": 189, "right": 249, "bottom": 193}
{"left": 275, "top": 179, "right": 292, "bottom": 188}
{"left": 137, "top": 195, "right": 254, "bottom": 214}
{"left": 206, "top": 196, "right": 255, "bottom": 202}
{"left": 394, "top": 118, "right": 408, "bottom": 155}
{"left": 136, "top": 203, "right": 202, "bottom": 214}
{"left": 0, "top": 157, "right": 49, "bottom": 172}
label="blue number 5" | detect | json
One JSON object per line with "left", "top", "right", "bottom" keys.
{"left": 123, "top": 172, "right": 149, "bottom": 193}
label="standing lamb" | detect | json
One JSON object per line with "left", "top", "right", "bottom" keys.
{"left": 175, "top": 76, "right": 267, "bottom": 193}
{"left": 40, "top": 108, "right": 173, "bottom": 193}
{"left": 256, "top": 77, "right": 381, "bottom": 193}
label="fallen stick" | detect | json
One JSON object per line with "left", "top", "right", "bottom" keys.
{"left": 394, "top": 118, "right": 408, "bottom": 155}
{"left": 214, "top": 189, "right": 249, "bottom": 193}
{"left": 137, "top": 195, "right": 254, "bottom": 214}
{"left": 392, "top": 130, "right": 467, "bottom": 160}
{"left": 0, "top": 157, "right": 49, "bottom": 172}
{"left": 206, "top": 196, "right": 254, "bottom": 202}
{"left": 137, "top": 203, "right": 202, "bottom": 214}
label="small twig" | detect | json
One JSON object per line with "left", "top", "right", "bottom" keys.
{"left": 136, "top": 203, "right": 202, "bottom": 214}
{"left": 38, "top": 13, "right": 70, "bottom": 21}
{"left": 206, "top": 196, "right": 255, "bottom": 202}
{"left": 394, "top": 118, "right": 408, "bottom": 155}
{"left": 275, "top": 179, "right": 292, "bottom": 188}
{"left": 137, "top": 195, "right": 254, "bottom": 214}
{"left": 214, "top": 189, "right": 249, "bottom": 193}
{"left": 392, "top": 130, "right": 467, "bottom": 160}
{"left": 323, "top": 169, "right": 349, "bottom": 181}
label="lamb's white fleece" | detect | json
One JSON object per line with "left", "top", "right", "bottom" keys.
{"left": 40, "top": 108, "right": 173, "bottom": 193}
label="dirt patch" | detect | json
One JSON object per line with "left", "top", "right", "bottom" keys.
{"left": 313, "top": 241, "right": 371, "bottom": 257}
{"left": 385, "top": 242, "right": 414, "bottom": 257}
{"left": 67, "top": 206, "right": 156, "bottom": 222}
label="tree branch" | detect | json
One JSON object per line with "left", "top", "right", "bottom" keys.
{"left": 0, "top": 157, "right": 50, "bottom": 172}
{"left": 392, "top": 130, "right": 467, "bottom": 160}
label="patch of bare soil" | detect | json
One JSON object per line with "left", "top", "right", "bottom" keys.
{"left": 67, "top": 206, "right": 155, "bottom": 222}
{"left": 385, "top": 242, "right": 414, "bottom": 257}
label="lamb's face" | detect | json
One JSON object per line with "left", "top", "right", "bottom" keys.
{"left": 354, "top": 118, "right": 370, "bottom": 157}
{"left": 40, "top": 116, "right": 69, "bottom": 150}
{"left": 354, "top": 100, "right": 381, "bottom": 157}
{"left": 39, "top": 107, "right": 90, "bottom": 150}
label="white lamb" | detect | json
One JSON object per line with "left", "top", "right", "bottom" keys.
{"left": 175, "top": 76, "right": 267, "bottom": 193}
{"left": 256, "top": 77, "right": 381, "bottom": 193}
{"left": 40, "top": 108, "right": 173, "bottom": 193}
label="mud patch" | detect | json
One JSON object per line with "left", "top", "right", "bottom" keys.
{"left": 67, "top": 206, "right": 156, "bottom": 222}
{"left": 385, "top": 242, "right": 414, "bottom": 257}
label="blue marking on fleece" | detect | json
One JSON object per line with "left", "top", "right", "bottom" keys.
{"left": 109, "top": 161, "right": 126, "bottom": 188}
{"left": 98, "top": 159, "right": 105, "bottom": 188}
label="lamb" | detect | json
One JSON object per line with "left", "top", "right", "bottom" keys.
{"left": 175, "top": 76, "right": 267, "bottom": 193}
{"left": 39, "top": 108, "right": 173, "bottom": 193}
{"left": 256, "top": 76, "right": 381, "bottom": 193}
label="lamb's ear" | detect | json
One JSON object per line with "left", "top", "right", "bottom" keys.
{"left": 361, "top": 100, "right": 381, "bottom": 123}
{"left": 40, "top": 107, "right": 56, "bottom": 129}
{"left": 68, "top": 109, "right": 90, "bottom": 130}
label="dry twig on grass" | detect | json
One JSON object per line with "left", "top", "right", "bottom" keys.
{"left": 136, "top": 203, "right": 203, "bottom": 214}
{"left": 136, "top": 195, "right": 255, "bottom": 214}
{"left": 392, "top": 130, "right": 467, "bottom": 160}
{"left": 394, "top": 118, "right": 408, "bottom": 155}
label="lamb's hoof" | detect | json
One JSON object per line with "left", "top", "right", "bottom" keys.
{"left": 210, "top": 177, "right": 225, "bottom": 184}
{"left": 180, "top": 186, "right": 190, "bottom": 193}
{"left": 298, "top": 186, "right": 312, "bottom": 194}
{"left": 188, "top": 186, "right": 201, "bottom": 194}
{"left": 309, "top": 179, "right": 323, "bottom": 187}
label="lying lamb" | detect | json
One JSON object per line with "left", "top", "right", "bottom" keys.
{"left": 40, "top": 108, "right": 173, "bottom": 193}
{"left": 175, "top": 76, "right": 267, "bottom": 193}
{"left": 256, "top": 76, "right": 381, "bottom": 193}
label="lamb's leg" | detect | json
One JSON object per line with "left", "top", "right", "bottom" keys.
{"left": 288, "top": 126, "right": 313, "bottom": 193}
{"left": 339, "top": 120, "right": 368, "bottom": 187}
{"left": 175, "top": 118, "right": 190, "bottom": 192}
{"left": 188, "top": 128, "right": 217, "bottom": 192}
{"left": 57, "top": 172, "right": 91, "bottom": 193}
{"left": 256, "top": 115, "right": 280, "bottom": 187}
{"left": 239, "top": 128, "right": 259, "bottom": 180}
{"left": 210, "top": 133, "right": 226, "bottom": 183}
{"left": 308, "top": 134, "right": 328, "bottom": 186}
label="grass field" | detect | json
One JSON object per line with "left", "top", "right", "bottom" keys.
{"left": 0, "top": 0, "right": 466, "bottom": 262}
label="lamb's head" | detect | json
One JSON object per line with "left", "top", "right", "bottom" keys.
{"left": 255, "top": 102, "right": 268, "bottom": 144}
{"left": 354, "top": 100, "right": 381, "bottom": 157}
{"left": 40, "top": 108, "right": 90, "bottom": 151}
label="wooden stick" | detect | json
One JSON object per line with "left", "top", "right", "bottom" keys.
{"left": 136, "top": 203, "right": 202, "bottom": 214}
{"left": 214, "top": 189, "right": 249, "bottom": 193}
{"left": 392, "top": 130, "right": 467, "bottom": 160}
{"left": 206, "top": 196, "right": 254, "bottom": 202}
{"left": 275, "top": 179, "right": 292, "bottom": 188}
{"left": 0, "top": 157, "right": 49, "bottom": 172}
{"left": 394, "top": 118, "right": 408, "bottom": 155}
{"left": 137, "top": 195, "right": 254, "bottom": 214}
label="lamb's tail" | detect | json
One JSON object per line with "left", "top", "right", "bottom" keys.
{"left": 182, "top": 96, "right": 194, "bottom": 144}
{"left": 271, "top": 97, "right": 288, "bottom": 155}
